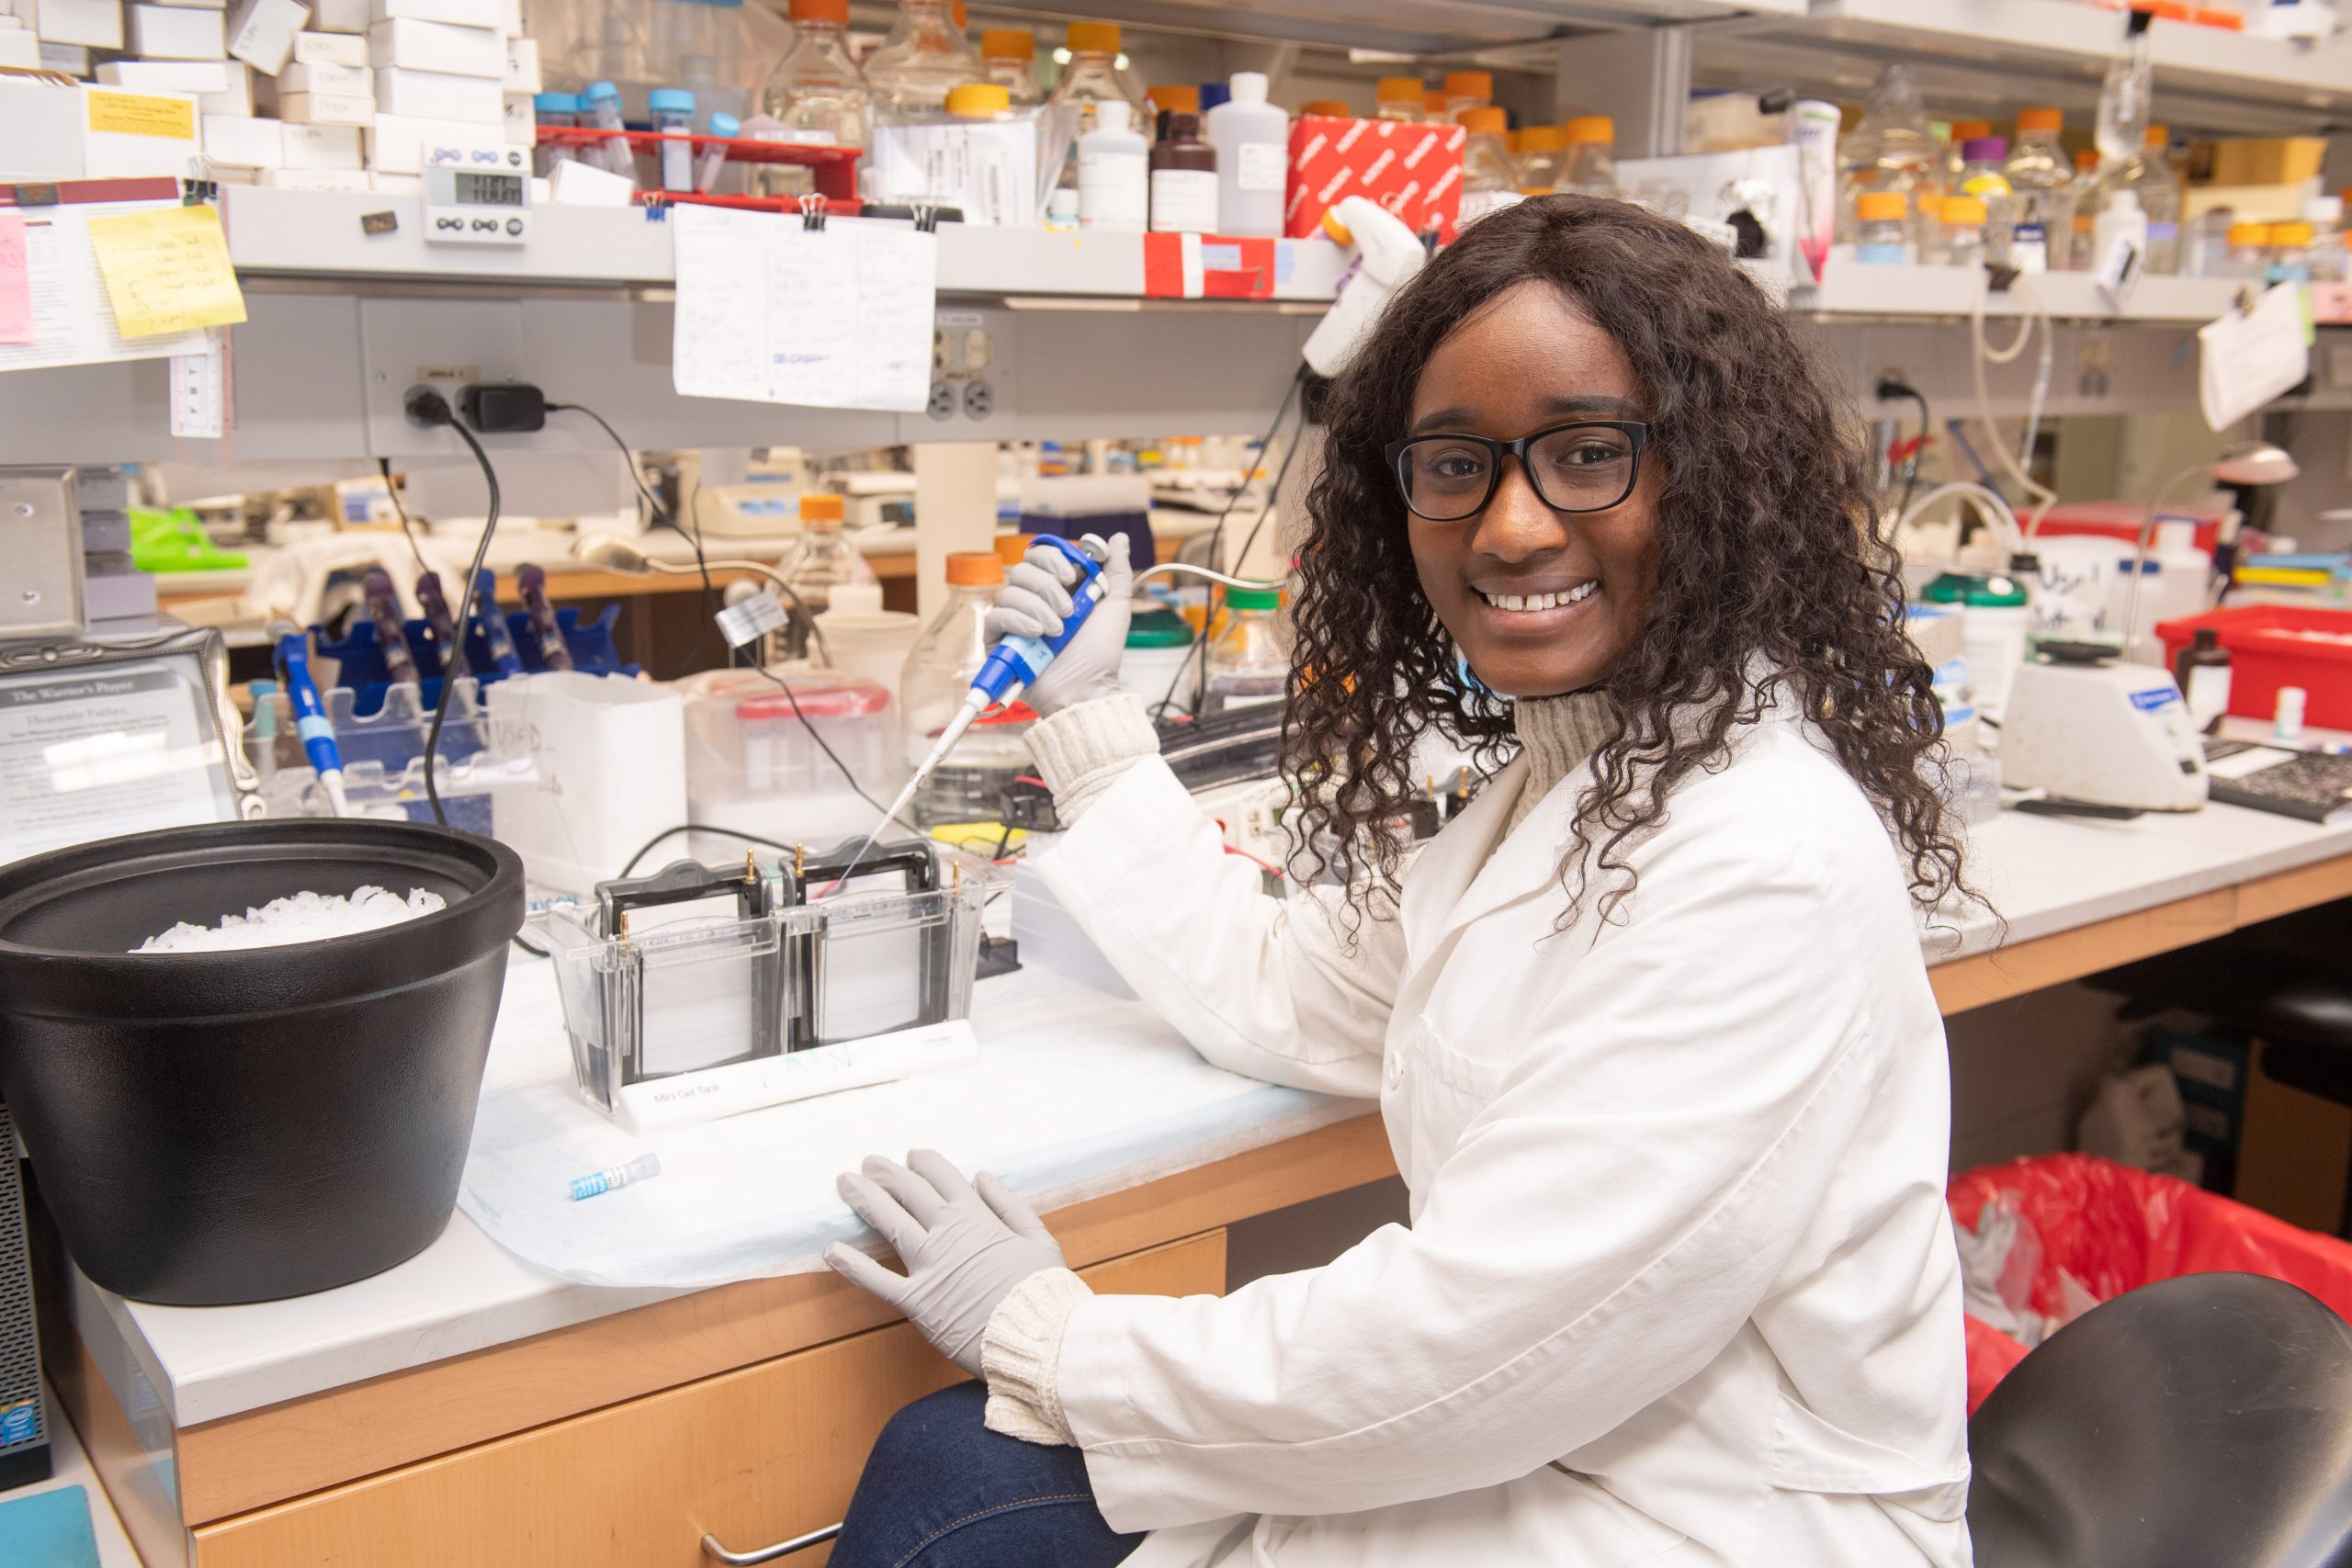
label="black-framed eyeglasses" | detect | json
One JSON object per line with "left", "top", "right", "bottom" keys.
{"left": 1385, "top": 420, "right": 1649, "bottom": 524}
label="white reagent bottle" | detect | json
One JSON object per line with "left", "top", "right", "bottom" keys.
{"left": 1078, "top": 99, "right": 1148, "bottom": 231}
{"left": 1207, "top": 70, "right": 1289, "bottom": 238}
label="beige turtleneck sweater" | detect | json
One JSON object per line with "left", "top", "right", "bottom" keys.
{"left": 985, "top": 687, "right": 1617, "bottom": 1447}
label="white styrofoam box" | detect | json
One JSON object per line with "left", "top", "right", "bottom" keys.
{"left": 288, "top": 24, "right": 358, "bottom": 58}
{"left": 83, "top": 85, "right": 203, "bottom": 174}
{"left": 498, "top": 31, "right": 534, "bottom": 91}
{"left": 367, "top": 168, "right": 417, "bottom": 189}
{"left": 488, "top": 673, "right": 687, "bottom": 897}
{"left": 363, "top": 107, "right": 492, "bottom": 171}
{"left": 0, "top": 81, "right": 80, "bottom": 177}
{"left": 273, "top": 57, "right": 359, "bottom": 93}
{"left": 148, "top": 0, "right": 226, "bottom": 9}
{"left": 101, "top": 57, "right": 251, "bottom": 112}
{"left": 277, "top": 87, "right": 369, "bottom": 123}
{"left": 365, "top": 15, "right": 495, "bottom": 75}
{"left": 33, "top": 0, "right": 119, "bottom": 48}
{"left": 226, "top": 0, "right": 304, "bottom": 71}
{"left": 496, "top": 0, "right": 512, "bottom": 33}
{"left": 277, "top": 115, "right": 358, "bottom": 165}
{"left": 304, "top": 0, "right": 358, "bottom": 25}
{"left": 500, "top": 89, "right": 530, "bottom": 144}
{"left": 127, "top": 3, "right": 226, "bottom": 56}
{"left": 373, "top": 62, "right": 497, "bottom": 121}
{"left": 548, "top": 153, "right": 632, "bottom": 206}
{"left": 369, "top": 0, "right": 492, "bottom": 24}
{"left": 201, "top": 109, "right": 281, "bottom": 164}
{"left": 35, "top": 36, "right": 85, "bottom": 68}
{"left": 0, "top": 28, "right": 33, "bottom": 65}
{"left": 258, "top": 164, "right": 366, "bottom": 187}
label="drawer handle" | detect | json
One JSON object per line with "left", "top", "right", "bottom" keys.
{"left": 701, "top": 1523, "right": 842, "bottom": 1563}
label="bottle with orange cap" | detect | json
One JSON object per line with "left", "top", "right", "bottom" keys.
{"left": 1515, "top": 125, "right": 1565, "bottom": 195}
{"left": 1442, "top": 71, "right": 1491, "bottom": 123}
{"left": 899, "top": 550, "right": 1033, "bottom": 826}
{"left": 1456, "top": 107, "right": 1521, "bottom": 228}
{"left": 1047, "top": 21, "right": 1146, "bottom": 189}
{"left": 753, "top": 0, "right": 869, "bottom": 198}
{"left": 1558, "top": 116, "right": 1618, "bottom": 199}
{"left": 978, "top": 28, "right": 1041, "bottom": 107}
{"left": 777, "top": 492, "right": 873, "bottom": 658}
{"left": 1421, "top": 89, "right": 1447, "bottom": 124}
{"left": 2004, "top": 108, "right": 2077, "bottom": 272}
{"left": 1374, "top": 76, "right": 1422, "bottom": 125}
{"left": 863, "top": 0, "right": 982, "bottom": 111}
{"left": 1145, "top": 82, "right": 1197, "bottom": 141}
{"left": 1838, "top": 63, "right": 1939, "bottom": 245}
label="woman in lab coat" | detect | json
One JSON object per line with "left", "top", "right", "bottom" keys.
{"left": 822, "top": 196, "right": 1980, "bottom": 1567}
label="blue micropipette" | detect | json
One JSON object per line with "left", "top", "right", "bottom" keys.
{"left": 270, "top": 621, "right": 349, "bottom": 817}
{"left": 841, "top": 535, "right": 1112, "bottom": 886}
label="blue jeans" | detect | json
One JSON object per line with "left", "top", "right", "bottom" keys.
{"left": 831, "top": 1382, "right": 1143, "bottom": 1568}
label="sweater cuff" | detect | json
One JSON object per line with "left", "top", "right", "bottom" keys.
{"left": 1025, "top": 694, "right": 1160, "bottom": 827}
{"left": 980, "top": 1266, "right": 1094, "bottom": 1447}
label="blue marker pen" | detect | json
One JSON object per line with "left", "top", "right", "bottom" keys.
{"left": 270, "top": 621, "right": 348, "bottom": 817}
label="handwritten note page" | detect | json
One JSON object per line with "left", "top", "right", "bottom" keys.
{"left": 0, "top": 202, "right": 211, "bottom": 373}
{"left": 2199, "top": 281, "right": 2311, "bottom": 431}
{"left": 85, "top": 204, "right": 248, "bottom": 339}
{"left": 0, "top": 212, "right": 30, "bottom": 346}
{"left": 672, "top": 204, "right": 936, "bottom": 412}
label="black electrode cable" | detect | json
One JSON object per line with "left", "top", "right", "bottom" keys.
{"left": 419, "top": 417, "right": 502, "bottom": 830}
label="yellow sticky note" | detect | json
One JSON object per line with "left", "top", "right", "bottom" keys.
{"left": 85, "top": 205, "right": 247, "bottom": 340}
{"left": 85, "top": 89, "right": 198, "bottom": 141}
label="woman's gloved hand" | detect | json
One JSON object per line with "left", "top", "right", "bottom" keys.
{"left": 984, "top": 533, "right": 1134, "bottom": 716}
{"left": 826, "top": 1150, "right": 1067, "bottom": 1376}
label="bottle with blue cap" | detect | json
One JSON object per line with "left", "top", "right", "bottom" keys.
{"left": 533, "top": 92, "right": 581, "bottom": 176}
{"left": 582, "top": 80, "right": 632, "bottom": 176}
{"left": 649, "top": 87, "right": 696, "bottom": 191}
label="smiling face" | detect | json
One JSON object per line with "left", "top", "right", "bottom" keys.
{"left": 1404, "top": 280, "right": 1662, "bottom": 699}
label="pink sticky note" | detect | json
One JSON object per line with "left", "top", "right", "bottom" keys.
{"left": 0, "top": 211, "right": 30, "bottom": 346}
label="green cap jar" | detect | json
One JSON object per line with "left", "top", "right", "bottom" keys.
{"left": 1224, "top": 586, "right": 1282, "bottom": 612}
{"left": 1125, "top": 607, "right": 1194, "bottom": 648}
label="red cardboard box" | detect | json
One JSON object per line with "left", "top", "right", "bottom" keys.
{"left": 1285, "top": 115, "right": 1465, "bottom": 243}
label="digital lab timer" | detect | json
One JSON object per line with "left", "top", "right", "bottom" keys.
{"left": 422, "top": 143, "right": 531, "bottom": 245}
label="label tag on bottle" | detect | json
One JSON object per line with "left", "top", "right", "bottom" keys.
{"left": 1237, "top": 141, "right": 1286, "bottom": 193}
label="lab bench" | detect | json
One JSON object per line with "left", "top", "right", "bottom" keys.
{"left": 42, "top": 781, "right": 2352, "bottom": 1568}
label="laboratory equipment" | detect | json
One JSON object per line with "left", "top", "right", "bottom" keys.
{"left": 489, "top": 671, "right": 685, "bottom": 897}
{"left": 571, "top": 1152, "right": 660, "bottom": 1200}
{"left": 1837, "top": 62, "right": 1939, "bottom": 244}
{"left": 649, "top": 87, "right": 695, "bottom": 190}
{"left": 693, "top": 110, "right": 738, "bottom": 191}
{"left": 863, "top": 0, "right": 981, "bottom": 111}
{"left": 1148, "top": 112, "right": 1216, "bottom": 234}
{"left": 1515, "top": 125, "right": 1565, "bottom": 194}
{"left": 274, "top": 619, "right": 350, "bottom": 816}
{"left": 1442, "top": 70, "right": 1489, "bottom": 121}
{"left": 1559, "top": 117, "right": 1619, "bottom": 199}
{"left": 470, "top": 569, "right": 526, "bottom": 675}
{"left": 678, "top": 667, "right": 900, "bottom": 854}
{"left": 2006, "top": 109, "right": 2076, "bottom": 273}
{"left": 421, "top": 141, "right": 534, "bottom": 246}
{"left": 535, "top": 840, "right": 1001, "bottom": 1132}
{"left": 0, "top": 1097, "right": 44, "bottom": 1491}
{"left": 534, "top": 93, "right": 580, "bottom": 176}
{"left": 1078, "top": 99, "right": 1147, "bottom": 231}
{"left": 573, "top": 533, "right": 827, "bottom": 665}
{"left": 1374, "top": 76, "right": 1422, "bottom": 123}
{"left": 1304, "top": 195, "right": 1430, "bottom": 377}
{"left": 1202, "top": 585, "right": 1287, "bottom": 715}
{"left": 1856, "top": 192, "right": 1909, "bottom": 264}
{"left": 778, "top": 491, "right": 869, "bottom": 657}
{"left": 1457, "top": 107, "right": 1521, "bottom": 227}
{"left": 364, "top": 570, "right": 422, "bottom": 685}
{"left": 2125, "top": 442, "right": 2300, "bottom": 661}
{"left": 416, "top": 570, "right": 469, "bottom": 678}
{"left": 979, "top": 28, "right": 1039, "bottom": 106}
{"left": 2002, "top": 652, "right": 2210, "bottom": 812}
{"left": 0, "top": 818, "right": 525, "bottom": 1303}
{"left": 1207, "top": 71, "right": 1287, "bottom": 238}
{"left": 1049, "top": 20, "right": 1144, "bottom": 140}
{"left": 752, "top": 0, "right": 867, "bottom": 197}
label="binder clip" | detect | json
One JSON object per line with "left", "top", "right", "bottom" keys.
{"left": 798, "top": 192, "right": 828, "bottom": 231}
{"left": 912, "top": 204, "right": 940, "bottom": 234}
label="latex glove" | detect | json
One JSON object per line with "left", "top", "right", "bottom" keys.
{"left": 984, "top": 533, "right": 1133, "bottom": 716}
{"left": 826, "top": 1149, "right": 1066, "bottom": 1376}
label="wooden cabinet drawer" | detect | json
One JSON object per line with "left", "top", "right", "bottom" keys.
{"left": 190, "top": 1231, "right": 1225, "bottom": 1568}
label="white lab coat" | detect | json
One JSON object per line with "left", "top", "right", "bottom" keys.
{"left": 1034, "top": 694, "right": 1973, "bottom": 1567}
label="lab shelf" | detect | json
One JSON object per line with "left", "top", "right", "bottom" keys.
{"left": 220, "top": 186, "right": 1350, "bottom": 301}
{"left": 1704, "top": 0, "right": 2352, "bottom": 133}
{"left": 1801, "top": 259, "right": 2250, "bottom": 322}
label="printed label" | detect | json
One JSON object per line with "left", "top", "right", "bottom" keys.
{"left": 86, "top": 89, "right": 196, "bottom": 141}
{"left": 1238, "top": 141, "right": 1287, "bottom": 193}
{"left": 1150, "top": 168, "right": 1217, "bottom": 233}
{"left": 0, "top": 1399, "right": 36, "bottom": 1446}
{"left": 2130, "top": 685, "right": 2183, "bottom": 713}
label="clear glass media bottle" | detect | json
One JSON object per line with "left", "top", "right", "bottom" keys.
{"left": 753, "top": 0, "right": 867, "bottom": 196}
{"left": 863, "top": 0, "right": 983, "bottom": 112}
{"left": 899, "top": 552, "right": 1033, "bottom": 826}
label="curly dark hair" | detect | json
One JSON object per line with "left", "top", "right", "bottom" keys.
{"left": 1286, "top": 195, "right": 1967, "bottom": 927}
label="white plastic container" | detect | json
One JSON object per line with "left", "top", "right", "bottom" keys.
{"left": 487, "top": 671, "right": 686, "bottom": 897}
{"left": 814, "top": 581, "right": 922, "bottom": 701}
{"left": 676, "top": 668, "right": 903, "bottom": 857}
{"left": 2090, "top": 188, "right": 2148, "bottom": 282}
{"left": 1205, "top": 69, "right": 1287, "bottom": 238}
{"left": 2112, "top": 521, "right": 2212, "bottom": 665}
{"left": 648, "top": 85, "right": 693, "bottom": 190}
{"left": 1077, "top": 97, "right": 1146, "bottom": 231}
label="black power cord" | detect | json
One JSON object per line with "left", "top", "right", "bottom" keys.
{"left": 401, "top": 386, "right": 503, "bottom": 831}
{"left": 550, "top": 397, "right": 899, "bottom": 829}
{"left": 378, "top": 457, "right": 429, "bottom": 573}
{"left": 1877, "top": 377, "right": 1933, "bottom": 524}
